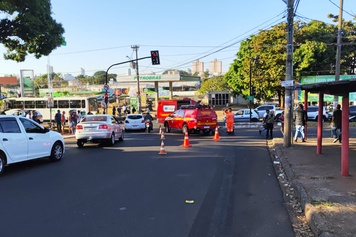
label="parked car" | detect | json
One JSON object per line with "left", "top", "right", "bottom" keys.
{"left": 255, "top": 104, "right": 283, "bottom": 120}
{"left": 349, "top": 106, "right": 356, "bottom": 121}
{"left": 1, "top": 109, "right": 44, "bottom": 123}
{"left": 0, "top": 116, "right": 65, "bottom": 174}
{"left": 124, "top": 114, "right": 146, "bottom": 131}
{"left": 75, "top": 115, "right": 124, "bottom": 147}
{"left": 223, "top": 109, "right": 260, "bottom": 122}
{"left": 164, "top": 104, "right": 218, "bottom": 135}
{"left": 306, "top": 106, "right": 329, "bottom": 121}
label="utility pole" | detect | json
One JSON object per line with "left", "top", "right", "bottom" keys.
{"left": 131, "top": 45, "right": 141, "bottom": 113}
{"left": 249, "top": 58, "right": 252, "bottom": 122}
{"left": 334, "top": 0, "right": 344, "bottom": 109}
{"left": 283, "top": 0, "right": 294, "bottom": 147}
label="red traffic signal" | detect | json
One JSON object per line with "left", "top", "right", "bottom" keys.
{"left": 151, "top": 50, "right": 160, "bottom": 65}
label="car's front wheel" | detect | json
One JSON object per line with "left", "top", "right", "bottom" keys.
{"left": 49, "top": 141, "right": 63, "bottom": 161}
{"left": 77, "top": 140, "right": 85, "bottom": 148}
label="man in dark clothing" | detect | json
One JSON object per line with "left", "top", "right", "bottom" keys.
{"left": 293, "top": 103, "right": 307, "bottom": 142}
{"left": 331, "top": 104, "right": 342, "bottom": 143}
{"left": 144, "top": 112, "right": 154, "bottom": 130}
{"left": 55, "top": 110, "right": 62, "bottom": 132}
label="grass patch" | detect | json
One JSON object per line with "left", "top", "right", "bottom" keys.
{"left": 310, "top": 199, "right": 336, "bottom": 207}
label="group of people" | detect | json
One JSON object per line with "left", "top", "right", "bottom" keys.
{"left": 25, "top": 110, "right": 41, "bottom": 124}
{"left": 55, "top": 110, "right": 83, "bottom": 134}
{"left": 111, "top": 105, "right": 137, "bottom": 117}
{"left": 257, "top": 103, "right": 342, "bottom": 143}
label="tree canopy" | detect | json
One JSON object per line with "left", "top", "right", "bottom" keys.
{"left": 197, "top": 75, "right": 230, "bottom": 95}
{"left": 225, "top": 18, "right": 356, "bottom": 103}
{"left": 0, "top": 0, "right": 65, "bottom": 62}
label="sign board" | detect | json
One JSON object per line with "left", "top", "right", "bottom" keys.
{"left": 247, "top": 96, "right": 254, "bottom": 101}
{"left": 47, "top": 97, "right": 54, "bottom": 108}
{"left": 281, "top": 80, "right": 294, "bottom": 87}
{"left": 103, "top": 84, "right": 110, "bottom": 91}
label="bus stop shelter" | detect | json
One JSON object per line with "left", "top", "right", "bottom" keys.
{"left": 298, "top": 79, "right": 356, "bottom": 176}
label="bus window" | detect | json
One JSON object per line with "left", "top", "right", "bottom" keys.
{"left": 12, "top": 100, "right": 23, "bottom": 109}
{"left": 70, "top": 100, "right": 82, "bottom": 109}
{"left": 36, "top": 100, "right": 46, "bottom": 109}
{"left": 25, "top": 101, "right": 35, "bottom": 109}
{"left": 58, "top": 100, "right": 70, "bottom": 108}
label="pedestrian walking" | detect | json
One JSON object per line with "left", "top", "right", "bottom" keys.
{"left": 112, "top": 106, "right": 116, "bottom": 116}
{"left": 265, "top": 110, "right": 275, "bottom": 140}
{"left": 259, "top": 109, "right": 270, "bottom": 135}
{"left": 61, "top": 111, "right": 66, "bottom": 133}
{"left": 70, "top": 111, "right": 78, "bottom": 134}
{"left": 118, "top": 106, "right": 122, "bottom": 117}
{"left": 293, "top": 103, "right": 307, "bottom": 142}
{"left": 132, "top": 106, "right": 136, "bottom": 114}
{"left": 122, "top": 105, "right": 127, "bottom": 116}
{"left": 331, "top": 104, "right": 342, "bottom": 143}
{"left": 55, "top": 110, "right": 62, "bottom": 132}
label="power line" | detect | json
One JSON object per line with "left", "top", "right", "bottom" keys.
{"left": 328, "top": 0, "right": 355, "bottom": 18}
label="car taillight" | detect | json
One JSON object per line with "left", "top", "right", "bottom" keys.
{"left": 76, "top": 124, "right": 83, "bottom": 130}
{"left": 99, "top": 124, "right": 109, "bottom": 129}
{"left": 141, "top": 119, "right": 145, "bottom": 123}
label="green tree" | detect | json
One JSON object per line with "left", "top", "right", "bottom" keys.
{"left": 0, "top": 0, "right": 65, "bottom": 62}
{"left": 225, "top": 18, "right": 356, "bottom": 103}
{"left": 198, "top": 76, "right": 229, "bottom": 94}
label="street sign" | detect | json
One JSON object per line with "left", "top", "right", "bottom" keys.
{"left": 103, "top": 84, "right": 110, "bottom": 91}
{"left": 247, "top": 96, "right": 254, "bottom": 101}
{"left": 47, "top": 97, "right": 54, "bottom": 108}
{"left": 281, "top": 80, "right": 294, "bottom": 87}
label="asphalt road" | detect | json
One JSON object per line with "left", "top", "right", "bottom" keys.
{"left": 0, "top": 127, "right": 294, "bottom": 237}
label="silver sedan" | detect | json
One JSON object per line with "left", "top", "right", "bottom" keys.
{"left": 75, "top": 115, "right": 124, "bottom": 147}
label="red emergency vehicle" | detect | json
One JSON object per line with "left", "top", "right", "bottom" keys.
{"left": 156, "top": 98, "right": 198, "bottom": 123}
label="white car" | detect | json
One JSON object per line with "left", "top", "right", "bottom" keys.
{"left": 75, "top": 115, "right": 124, "bottom": 147}
{"left": 307, "top": 106, "right": 329, "bottom": 121}
{"left": 223, "top": 109, "right": 260, "bottom": 122}
{"left": 124, "top": 114, "right": 146, "bottom": 131}
{"left": 2, "top": 109, "right": 44, "bottom": 123}
{"left": 0, "top": 116, "right": 65, "bottom": 174}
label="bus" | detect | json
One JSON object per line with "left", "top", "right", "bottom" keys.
{"left": 1, "top": 96, "right": 99, "bottom": 122}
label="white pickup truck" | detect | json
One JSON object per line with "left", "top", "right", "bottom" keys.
{"left": 255, "top": 105, "right": 284, "bottom": 120}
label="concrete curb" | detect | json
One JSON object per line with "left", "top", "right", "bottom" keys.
{"left": 270, "top": 140, "right": 334, "bottom": 237}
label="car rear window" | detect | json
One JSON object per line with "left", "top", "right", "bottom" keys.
{"left": 82, "top": 116, "right": 107, "bottom": 122}
{"left": 127, "top": 115, "right": 143, "bottom": 120}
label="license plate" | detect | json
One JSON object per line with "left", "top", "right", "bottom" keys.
{"left": 204, "top": 126, "right": 210, "bottom": 129}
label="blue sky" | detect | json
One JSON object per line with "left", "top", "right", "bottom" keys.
{"left": 0, "top": 0, "right": 354, "bottom": 77}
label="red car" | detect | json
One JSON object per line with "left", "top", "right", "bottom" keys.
{"left": 163, "top": 104, "right": 218, "bottom": 135}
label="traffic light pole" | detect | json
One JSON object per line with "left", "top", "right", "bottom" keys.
{"left": 104, "top": 56, "right": 151, "bottom": 111}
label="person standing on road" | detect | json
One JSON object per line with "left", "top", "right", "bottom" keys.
{"left": 118, "top": 106, "right": 122, "bottom": 117}
{"left": 112, "top": 106, "right": 116, "bottom": 116}
{"left": 225, "top": 108, "right": 234, "bottom": 135}
{"left": 331, "top": 104, "right": 342, "bottom": 143}
{"left": 61, "top": 111, "right": 66, "bottom": 133}
{"left": 293, "top": 103, "right": 307, "bottom": 142}
{"left": 259, "top": 109, "right": 270, "bottom": 135}
{"left": 265, "top": 110, "right": 275, "bottom": 140}
{"left": 55, "top": 110, "right": 62, "bottom": 132}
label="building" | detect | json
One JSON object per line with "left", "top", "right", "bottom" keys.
{"left": 209, "top": 58, "right": 222, "bottom": 76}
{"left": 192, "top": 60, "right": 204, "bottom": 76}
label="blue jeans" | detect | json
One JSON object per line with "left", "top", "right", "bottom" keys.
{"left": 294, "top": 125, "right": 305, "bottom": 140}
{"left": 332, "top": 126, "right": 341, "bottom": 141}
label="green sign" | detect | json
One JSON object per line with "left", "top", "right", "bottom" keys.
{"left": 247, "top": 96, "right": 254, "bottom": 101}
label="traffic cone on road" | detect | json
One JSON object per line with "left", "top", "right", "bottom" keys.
{"left": 213, "top": 126, "right": 220, "bottom": 141}
{"left": 160, "top": 131, "right": 165, "bottom": 140}
{"left": 158, "top": 140, "right": 167, "bottom": 155}
{"left": 181, "top": 131, "right": 192, "bottom": 147}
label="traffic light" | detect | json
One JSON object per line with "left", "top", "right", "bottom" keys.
{"left": 104, "top": 93, "right": 108, "bottom": 104}
{"left": 251, "top": 87, "right": 256, "bottom": 96}
{"left": 151, "top": 50, "right": 160, "bottom": 65}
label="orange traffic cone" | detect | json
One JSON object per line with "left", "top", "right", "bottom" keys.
{"left": 160, "top": 131, "right": 165, "bottom": 140}
{"left": 181, "top": 131, "right": 192, "bottom": 147}
{"left": 158, "top": 140, "right": 167, "bottom": 155}
{"left": 213, "top": 126, "right": 220, "bottom": 141}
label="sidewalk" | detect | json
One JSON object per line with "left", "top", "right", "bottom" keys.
{"left": 269, "top": 137, "right": 356, "bottom": 237}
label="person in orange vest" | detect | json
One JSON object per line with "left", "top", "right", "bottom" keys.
{"left": 225, "top": 108, "right": 235, "bottom": 135}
